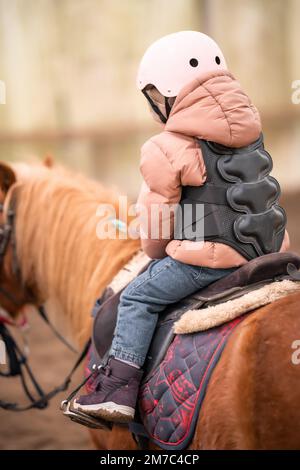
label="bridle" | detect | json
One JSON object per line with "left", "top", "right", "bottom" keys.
{"left": 0, "top": 192, "right": 90, "bottom": 412}
{"left": 0, "top": 201, "right": 20, "bottom": 304}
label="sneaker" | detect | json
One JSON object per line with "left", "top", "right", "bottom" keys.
{"left": 72, "top": 357, "right": 143, "bottom": 423}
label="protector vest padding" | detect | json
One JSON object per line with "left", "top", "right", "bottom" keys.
{"left": 176, "top": 134, "right": 286, "bottom": 260}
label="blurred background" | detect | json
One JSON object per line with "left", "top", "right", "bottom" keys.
{"left": 0, "top": 0, "right": 299, "bottom": 450}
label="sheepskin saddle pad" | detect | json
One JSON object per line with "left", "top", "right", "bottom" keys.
{"left": 92, "top": 251, "right": 300, "bottom": 364}
{"left": 85, "top": 251, "right": 300, "bottom": 448}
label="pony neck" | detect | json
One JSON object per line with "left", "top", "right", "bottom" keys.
{"left": 13, "top": 168, "right": 140, "bottom": 346}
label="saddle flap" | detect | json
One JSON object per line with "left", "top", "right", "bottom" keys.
{"left": 92, "top": 290, "right": 122, "bottom": 361}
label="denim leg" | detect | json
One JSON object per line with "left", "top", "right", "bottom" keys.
{"left": 110, "top": 256, "right": 235, "bottom": 367}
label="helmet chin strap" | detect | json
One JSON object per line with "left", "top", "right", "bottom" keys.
{"left": 142, "top": 89, "right": 171, "bottom": 124}
{"left": 164, "top": 96, "right": 172, "bottom": 119}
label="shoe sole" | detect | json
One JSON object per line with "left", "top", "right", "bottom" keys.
{"left": 72, "top": 400, "right": 135, "bottom": 423}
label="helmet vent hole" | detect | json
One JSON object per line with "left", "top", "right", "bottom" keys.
{"left": 215, "top": 56, "right": 221, "bottom": 65}
{"left": 189, "top": 58, "right": 198, "bottom": 67}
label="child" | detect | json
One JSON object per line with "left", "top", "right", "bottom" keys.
{"left": 73, "top": 31, "right": 288, "bottom": 422}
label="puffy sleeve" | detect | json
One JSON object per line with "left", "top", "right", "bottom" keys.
{"left": 136, "top": 136, "right": 206, "bottom": 259}
{"left": 136, "top": 139, "right": 181, "bottom": 258}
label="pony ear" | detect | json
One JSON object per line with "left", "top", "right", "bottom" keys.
{"left": 0, "top": 162, "right": 17, "bottom": 194}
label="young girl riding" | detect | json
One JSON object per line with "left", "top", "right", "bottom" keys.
{"left": 73, "top": 31, "right": 288, "bottom": 422}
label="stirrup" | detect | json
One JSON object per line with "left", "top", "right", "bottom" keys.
{"left": 60, "top": 351, "right": 111, "bottom": 429}
{"left": 60, "top": 400, "right": 112, "bottom": 430}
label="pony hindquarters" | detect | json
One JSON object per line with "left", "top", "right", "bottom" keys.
{"left": 191, "top": 291, "right": 300, "bottom": 450}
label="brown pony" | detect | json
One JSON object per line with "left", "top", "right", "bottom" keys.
{"left": 0, "top": 161, "right": 299, "bottom": 450}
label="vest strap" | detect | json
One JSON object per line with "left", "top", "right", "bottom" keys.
{"left": 182, "top": 183, "right": 227, "bottom": 205}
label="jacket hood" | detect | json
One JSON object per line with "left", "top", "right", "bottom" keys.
{"left": 165, "top": 70, "right": 262, "bottom": 148}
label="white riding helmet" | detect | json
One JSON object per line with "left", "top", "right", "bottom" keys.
{"left": 137, "top": 31, "right": 228, "bottom": 98}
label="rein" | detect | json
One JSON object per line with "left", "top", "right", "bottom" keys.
{"left": 0, "top": 196, "right": 89, "bottom": 411}
{"left": 0, "top": 320, "right": 90, "bottom": 411}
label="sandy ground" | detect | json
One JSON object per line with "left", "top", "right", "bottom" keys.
{"left": 0, "top": 312, "right": 92, "bottom": 450}
{"left": 0, "top": 193, "right": 299, "bottom": 450}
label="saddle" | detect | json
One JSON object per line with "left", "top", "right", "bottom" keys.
{"left": 63, "top": 252, "right": 300, "bottom": 441}
{"left": 92, "top": 251, "right": 300, "bottom": 378}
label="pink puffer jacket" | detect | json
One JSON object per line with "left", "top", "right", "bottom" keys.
{"left": 137, "top": 70, "right": 290, "bottom": 268}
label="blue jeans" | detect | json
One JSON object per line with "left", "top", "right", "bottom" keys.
{"left": 109, "top": 256, "right": 235, "bottom": 367}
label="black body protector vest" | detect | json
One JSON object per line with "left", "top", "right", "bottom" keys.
{"left": 177, "top": 134, "right": 287, "bottom": 260}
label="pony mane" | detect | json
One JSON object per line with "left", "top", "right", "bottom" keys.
{"left": 11, "top": 163, "right": 140, "bottom": 344}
